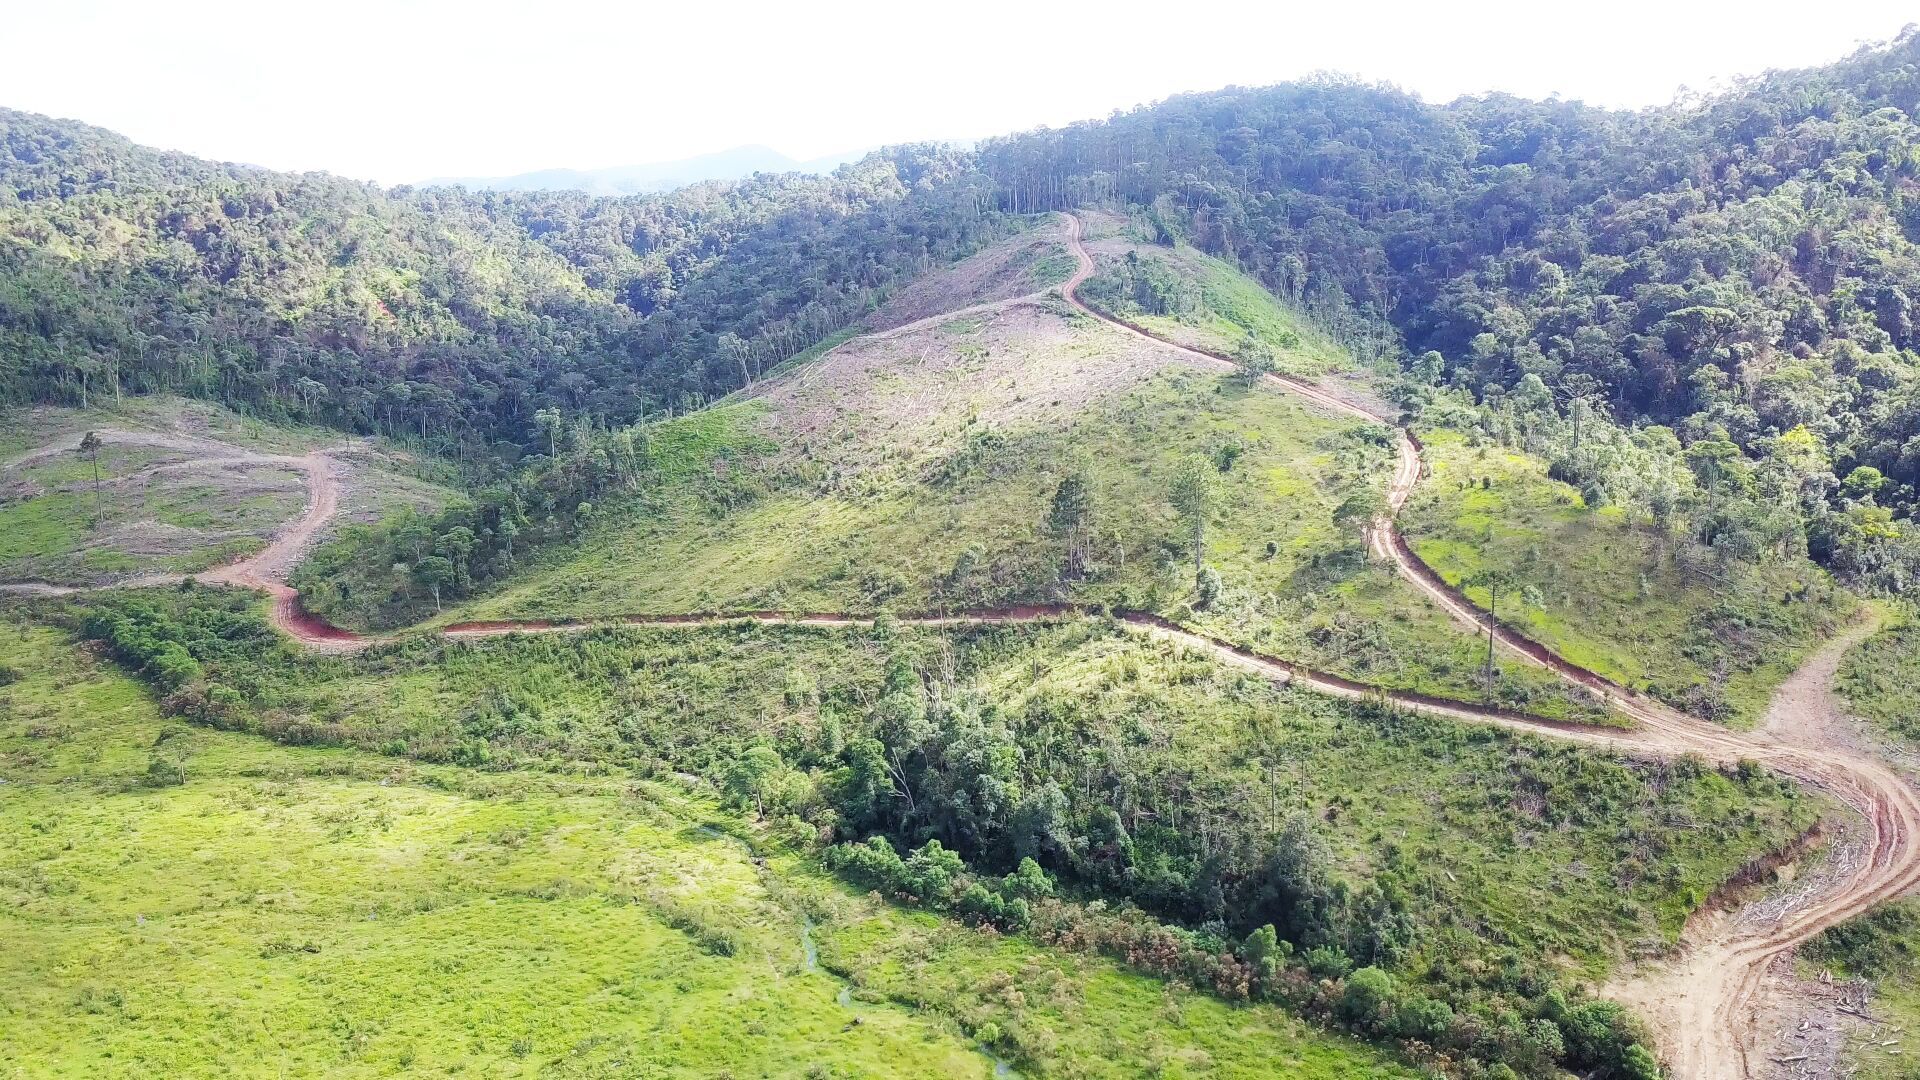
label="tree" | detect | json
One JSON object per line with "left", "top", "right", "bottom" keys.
{"left": 726, "top": 745, "right": 785, "bottom": 817}
{"left": 1844, "top": 465, "right": 1888, "bottom": 500}
{"left": 1047, "top": 465, "right": 1095, "bottom": 579}
{"left": 1684, "top": 436, "right": 1743, "bottom": 510}
{"left": 412, "top": 555, "right": 456, "bottom": 612}
{"left": 434, "top": 527, "right": 477, "bottom": 589}
{"left": 1463, "top": 567, "right": 1523, "bottom": 703}
{"left": 76, "top": 431, "right": 104, "bottom": 527}
{"left": 1170, "top": 454, "right": 1213, "bottom": 572}
{"left": 533, "top": 407, "right": 564, "bottom": 460}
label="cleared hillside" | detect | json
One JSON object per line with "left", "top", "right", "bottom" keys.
{"left": 0, "top": 397, "right": 451, "bottom": 587}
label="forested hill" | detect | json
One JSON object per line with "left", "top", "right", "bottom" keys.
{"left": 4, "top": 32, "right": 1920, "bottom": 589}
{"left": 978, "top": 32, "right": 1920, "bottom": 523}
{"left": 0, "top": 108, "right": 1007, "bottom": 451}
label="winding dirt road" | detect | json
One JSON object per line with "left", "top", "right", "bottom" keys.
{"left": 1055, "top": 213, "right": 1920, "bottom": 1077}
{"left": 196, "top": 451, "right": 364, "bottom": 649}
{"left": 12, "top": 214, "right": 1913, "bottom": 1077}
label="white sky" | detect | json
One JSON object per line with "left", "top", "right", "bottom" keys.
{"left": 5, "top": 0, "right": 1914, "bottom": 186}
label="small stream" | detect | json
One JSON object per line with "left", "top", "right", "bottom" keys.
{"left": 799, "top": 914, "right": 819, "bottom": 971}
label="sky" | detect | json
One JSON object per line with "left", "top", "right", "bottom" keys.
{"left": 5, "top": 0, "right": 1915, "bottom": 186}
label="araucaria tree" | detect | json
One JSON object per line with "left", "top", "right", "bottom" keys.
{"left": 76, "top": 431, "right": 104, "bottom": 527}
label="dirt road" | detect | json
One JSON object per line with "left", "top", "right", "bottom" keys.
{"left": 12, "top": 216, "right": 1912, "bottom": 1077}
{"left": 1058, "top": 212, "right": 1920, "bottom": 1077}
{"left": 196, "top": 451, "right": 363, "bottom": 650}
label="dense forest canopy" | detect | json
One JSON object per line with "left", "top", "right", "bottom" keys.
{"left": 973, "top": 30, "right": 1920, "bottom": 593}
{"left": 5, "top": 30, "right": 1920, "bottom": 592}
{"left": 0, "top": 110, "right": 1008, "bottom": 454}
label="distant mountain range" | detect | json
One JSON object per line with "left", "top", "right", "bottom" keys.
{"left": 422, "top": 144, "right": 872, "bottom": 195}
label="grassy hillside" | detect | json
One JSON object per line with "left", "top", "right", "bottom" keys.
{"left": 0, "top": 397, "right": 453, "bottom": 586}
{"left": 1839, "top": 612, "right": 1920, "bottom": 746}
{"left": 1074, "top": 211, "right": 1359, "bottom": 380}
{"left": 452, "top": 355, "right": 1357, "bottom": 620}
{"left": 60, "top": 585, "right": 1830, "bottom": 1073}
{"left": 105, "top": 592, "right": 1812, "bottom": 982}
{"left": 1402, "top": 428, "right": 1856, "bottom": 726}
{"left": 0, "top": 621, "right": 1415, "bottom": 1079}
{"left": 297, "top": 253, "right": 1604, "bottom": 719}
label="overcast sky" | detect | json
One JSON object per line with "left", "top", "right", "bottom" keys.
{"left": 5, "top": 0, "right": 1914, "bottom": 186}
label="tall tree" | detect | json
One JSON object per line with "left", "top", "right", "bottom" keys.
{"left": 1463, "top": 568, "right": 1522, "bottom": 704}
{"left": 1047, "top": 464, "right": 1095, "bottom": 579}
{"left": 76, "top": 431, "right": 104, "bottom": 527}
{"left": 1170, "top": 455, "right": 1213, "bottom": 573}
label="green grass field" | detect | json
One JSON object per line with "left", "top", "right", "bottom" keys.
{"left": 1401, "top": 428, "right": 1856, "bottom": 726}
{"left": 0, "top": 622, "right": 1414, "bottom": 1078}
{"left": 1838, "top": 612, "right": 1920, "bottom": 746}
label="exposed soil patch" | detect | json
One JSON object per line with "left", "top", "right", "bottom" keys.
{"left": 746, "top": 299, "right": 1212, "bottom": 477}
{"left": 868, "top": 216, "right": 1073, "bottom": 330}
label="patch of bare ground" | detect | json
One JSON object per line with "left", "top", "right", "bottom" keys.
{"left": 328, "top": 450, "right": 457, "bottom": 534}
{"left": 743, "top": 298, "right": 1220, "bottom": 477}
{"left": 1601, "top": 614, "right": 1890, "bottom": 1078}
{"left": 867, "top": 216, "right": 1073, "bottom": 330}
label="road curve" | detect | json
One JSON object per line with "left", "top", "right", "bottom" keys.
{"left": 196, "top": 451, "right": 364, "bottom": 650}
{"left": 15, "top": 214, "right": 1913, "bottom": 1078}
{"left": 1056, "top": 211, "right": 1920, "bottom": 1078}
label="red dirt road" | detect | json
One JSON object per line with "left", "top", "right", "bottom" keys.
{"left": 198, "top": 451, "right": 364, "bottom": 650}
{"left": 24, "top": 215, "right": 1909, "bottom": 1078}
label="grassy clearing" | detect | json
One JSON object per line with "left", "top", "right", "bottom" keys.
{"left": 0, "top": 621, "right": 1413, "bottom": 1078}
{"left": 1401, "top": 428, "right": 1855, "bottom": 726}
{"left": 0, "top": 396, "right": 455, "bottom": 586}
{"left": 0, "top": 445, "right": 300, "bottom": 583}
{"left": 450, "top": 372, "right": 1364, "bottom": 620}
{"left": 1838, "top": 611, "right": 1920, "bottom": 745}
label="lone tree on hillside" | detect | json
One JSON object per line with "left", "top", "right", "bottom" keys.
{"left": 1170, "top": 454, "right": 1213, "bottom": 573}
{"left": 1463, "top": 567, "right": 1523, "bottom": 704}
{"left": 77, "top": 431, "right": 104, "bottom": 527}
{"left": 1048, "top": 464, "right": 1095, "bottom": 579}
